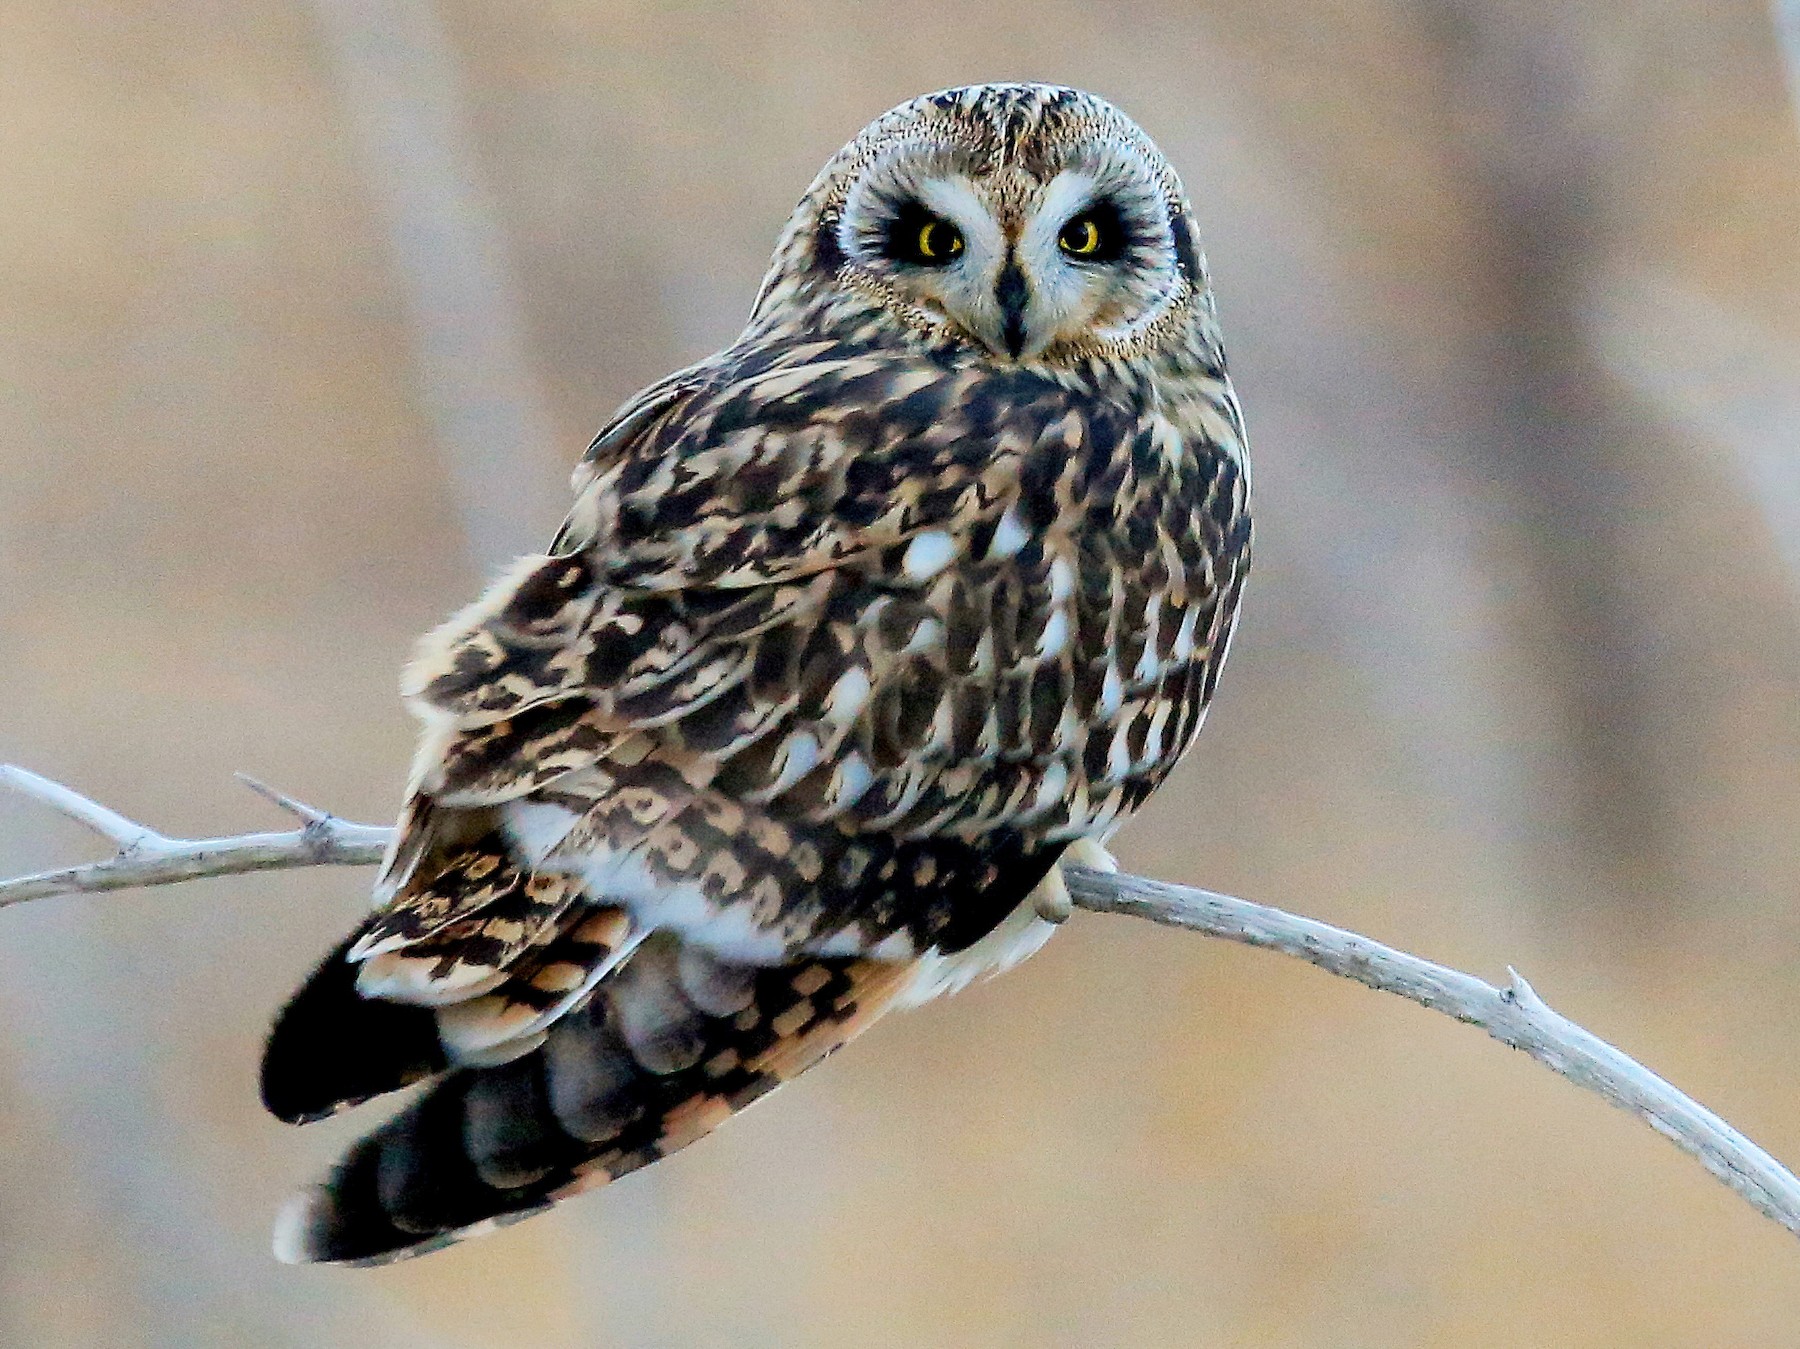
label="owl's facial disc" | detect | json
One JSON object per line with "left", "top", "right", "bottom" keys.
{"left": 837, "top": 146, "right": 1187, "bottom": 362}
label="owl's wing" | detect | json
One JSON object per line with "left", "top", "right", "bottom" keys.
{"left": 388, "top": 339, "right": 1135, "bottom": 861}
{"left": 262, "top": 337, "right": 1247, "bottom": 1262}
{"left": 555, "top": 340, "right": 1101, "bottom": 589}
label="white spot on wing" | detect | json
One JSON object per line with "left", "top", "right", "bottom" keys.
{"left": 1027, "top": 760, "right": 1070, "bottom": 819}
{"left": 1087, "top": 789, "right": 1125, "bottom": 837}
{"left": 1138, "top": 703, "right": 1172, "bottom": 770}
{"left": 925, "top": 696, "right": 956, "bottom": 755}
{"left": 902, "top": 531, "right": 956, "bottom": 580}
{"left": 759, "top": 731, "right": 821, "bottom": 798}
{"left": 1134, "top": 592, "right": 1164, "bottom": 682}
{"left": 446, "top": 1028, "right": 548, "bottom": 1068}
{"left": 1155, "top": 418, "right": 1184, "bottom": 469}
{"left": 971, "top": 630, "right": 997, "bottom": 679}
{"left": 806, "top": 927, "right": 869, "bottom": 956}
{"left": 1171, "top": 603, "right": 1200, "bottom": 661}
{"left": 974, "top": 706, "right": 1001, "bottom": 756}
{"left": 830, "top": 751, "right": 875, "bottom": 812}
{"left": 1051, "top": 779, "right": 1093, "bottom": 837}
{"left": 1106, "top": 723, "right": 1133, "bottom": 781}
{"left": 824, "top": 666, "right": 871, "bottom": 722}
{"left": 904, "top": 616, "right": 945, "bottom": 653}
{"left": 1099, "top": 662, "right": 1125, "bottom": 717}
{"left": 990, "top": 506, "right": 1028, "bottom": 558}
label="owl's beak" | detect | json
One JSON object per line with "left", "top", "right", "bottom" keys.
{"left": 995, "top": 257, "right": 1030, "bottom": 359}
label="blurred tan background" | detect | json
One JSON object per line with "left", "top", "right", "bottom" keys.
{"left": 3, "top": 1, "right": 1800, "bottom": 1345}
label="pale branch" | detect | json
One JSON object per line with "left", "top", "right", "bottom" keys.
{"left": 1064, "top": 869, "right": 1800, "bottom": 1240}
{"left": 0, "top": 765, "right": 388, "bottom": 906}
{"left": 3, "top": 765, "right": 1799, "bottom": 1244}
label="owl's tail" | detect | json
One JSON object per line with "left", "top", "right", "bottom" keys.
{"left": 272, "top": 946, "right": 915, "bottom": 1265}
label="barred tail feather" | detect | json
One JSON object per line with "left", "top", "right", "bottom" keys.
{"left": 273, "top": 950, "right": 915, "bottom": 1265}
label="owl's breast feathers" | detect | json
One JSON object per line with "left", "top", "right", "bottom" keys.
{"left": 262, "top": 333, "right": 1248, "bottom": 1263}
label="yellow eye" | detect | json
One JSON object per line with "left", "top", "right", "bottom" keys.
{"left": 1059, "top": 215, "right": 1103, "bottom": 256}
{"left": 916, "top": 218, "right": 963, "bottom": 261}
{"left": 888, "top": 206, "right": 965, "bottom": 266}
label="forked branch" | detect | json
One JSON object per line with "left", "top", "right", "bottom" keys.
{"left": 0, "top": 765, "right": 388, "bottom": 905}
{"left": 4, "top": 761, "right": 1799, "bottom": 1243}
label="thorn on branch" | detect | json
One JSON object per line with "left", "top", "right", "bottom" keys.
{"left": 1503, "top": 966, "right": 1550, "bottom": 1015}
{"left": 236, "top": 773, "right": 335, "bottom": 834}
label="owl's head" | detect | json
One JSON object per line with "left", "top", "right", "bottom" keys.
{"left": 755, "top": 84, "right": 1214, "bottom": 367}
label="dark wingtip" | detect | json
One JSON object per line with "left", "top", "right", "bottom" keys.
{"left": 261, "top": 925, "right": 447, "bottom": 1125}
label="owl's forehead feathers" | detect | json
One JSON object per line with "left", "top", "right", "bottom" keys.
{"left": 828, "top": 83, "right": 1183, "bottom": 207}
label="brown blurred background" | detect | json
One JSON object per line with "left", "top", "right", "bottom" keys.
{"left": 3, "top": 2, "right": 1800, "bottom": 1345}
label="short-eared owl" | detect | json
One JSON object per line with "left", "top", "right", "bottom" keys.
{"left": 264, "top": 82, "right": 1251, "bottom": 1264}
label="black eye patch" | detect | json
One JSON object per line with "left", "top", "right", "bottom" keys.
{"left": 885, "top": 201, "right": 964, "bottom": 267}
{"left": 1057, "top": 198, "right": 1129, "bottom": 263}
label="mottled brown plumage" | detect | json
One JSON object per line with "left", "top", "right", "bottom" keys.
{"left": 263, "top": 82, "right": 1251, "bottom": 1264}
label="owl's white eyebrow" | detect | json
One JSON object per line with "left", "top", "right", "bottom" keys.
{"left": 1024, "top": 171, "right": 1105, "bottom": 254}
{"left": 912, "top": 176, "right": 1005, "bottom": 256}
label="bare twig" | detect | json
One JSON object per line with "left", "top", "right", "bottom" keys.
{"left": 0, "top": 766, "right": 388, "bottom": 907}
{"left": 1064, "top": 869, "right": 1800, "bottom": 1240}
{"left": 4, "top": 765, "right": 1799, "bottom": 1244}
